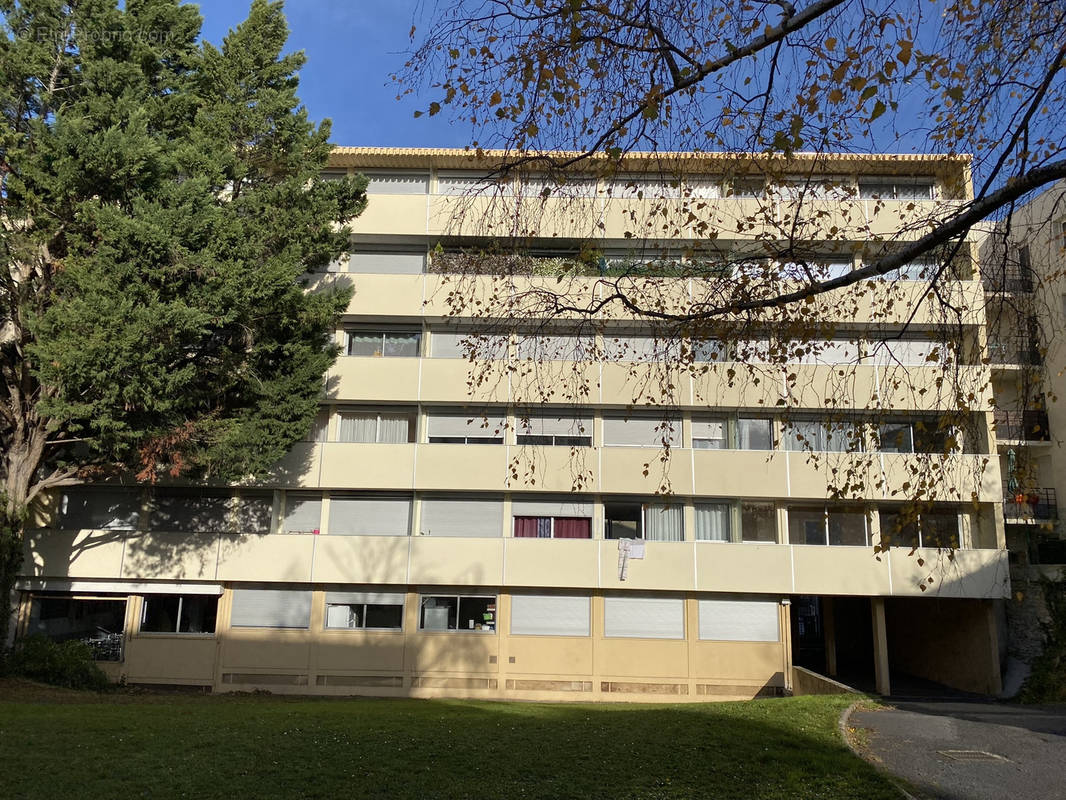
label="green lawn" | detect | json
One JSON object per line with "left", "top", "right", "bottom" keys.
{"left": 0, "top": 687, "right": 897, "bottom": 800}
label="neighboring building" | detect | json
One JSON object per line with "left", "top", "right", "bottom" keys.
{"left": 15, "top": 149, "right": 1016, "bottom": 699}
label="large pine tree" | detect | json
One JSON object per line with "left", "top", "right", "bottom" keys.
{"left": 0, "top": 0, "right": 365, "bottom": 640}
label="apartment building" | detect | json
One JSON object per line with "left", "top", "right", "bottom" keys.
{"left": 981, "top": 181, "right": 1066, "bottom": 577}
{"left": 14, "top": 149, "right": 1013, "bottom": 699}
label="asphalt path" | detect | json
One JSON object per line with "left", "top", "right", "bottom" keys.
{"left": 850, "top": 701, "right": 1066, "bottom": 800}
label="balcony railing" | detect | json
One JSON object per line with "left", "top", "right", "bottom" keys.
{"left": 987, "top": 337, "right": 1042, "bottom": 365}
{"left": 983, "top": 268, "right": 1035, "bottom": 294}
{"left": 994, "top": 410, "right": 1051, "bottom": 442}
{"left": 1003, "top": 488, "right": 1059, "bottom": 521}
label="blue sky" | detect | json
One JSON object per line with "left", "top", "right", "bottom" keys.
{"left": 195, "top": 0, "right": 469, "bottom": 148}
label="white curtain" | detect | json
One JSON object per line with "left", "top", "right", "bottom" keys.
{"left": 695, "top": 503, "right": 731, "bottom": 541}
{"left": 338, "top": 413, "right": 378, "bottom": 443}
{"left": 378, "top": 414, "right": 410, "bottom": 443}
{"left": 644, "top": 504, "right": 683, "bottom": 541}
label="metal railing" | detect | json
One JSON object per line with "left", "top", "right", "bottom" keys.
{"left": 987, "top": 337, "right": 1042, "bottom": 365}
{"left": 982, "top": 268, "right": 1035, "bottom": 293}
{"left": 1003, "top": 488, "right": 1059, "bottom": 521}
{"left": 994, "top": 410, "right": 1051, "bottom": 441}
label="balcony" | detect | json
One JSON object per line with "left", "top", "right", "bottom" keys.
{"left": 994, "top": 410, "right": 1051, "bottom": 442}
{"left": 1003, "top": 488, "right": 1058, "bottom": 522}
{"left": 987, "top": 337, "right": 1042, "bottom": 366}
{"left": 982, "top": 268, "right": 1035, "bottom": 294}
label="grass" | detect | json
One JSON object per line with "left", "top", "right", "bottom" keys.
{"left": 0, "top": 683, "right": 898, "bottom": 800}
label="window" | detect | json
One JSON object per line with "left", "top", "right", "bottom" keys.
{"left": 602, "top": 416, "right": 680, "bottom": 448}
{"left": 346, "top": 329, "right": 421, "bottom": 357}
{"left": 858, "top": 178, "right": 934, "bottom": 200}
{"left": 741, "top": 502, "right": 777, "bottom": 543}
{"left": 514, "top": 334, "right": 593, "bottom": 361}
{"left": 691, "top": 418, "right": 728, "bottom": 449}
{"left": 302, "top": 408, "right": 330, "bottom": 442}
{"left": 419, "top": 498, "right": 503, "bottom": 537}
{"left": 604, "top": 335, "right": 661, "bottom": 362}
{"left": 58, "top": 489, "right": 140, "bottom": 530}
{"left": 698, "top": 597, "right": 779, "bottom": 641}
{"left": 737, "top": 417, "right": 773, "bottom": 450}
{"left": 337, "top": 409, "right": 414, "bottom": 443}
{"left": 141, "top": 594, "right": 218, "bottom": 634}
{"left": 429, "top": 330, "right": 506, "bottom": 359}
{"left": 515, "top": 413, "right": 591, "bottom": 447}
{"left": 513, "top": 517, "right": 591, "bottom": 539}
{"left": 510, "top": 594, "right": 590, "bottom": 636}
{"left": 419, "top": 595, "right": 496, "bottom": 632}
{"left": 361, "top": 171, "right": 429, "bottom": 195}
{"left": 785, "top": 339, "right": 860, "bottom": 365}
{"left": 27, "top": 594, "right": 127, "bottom": 661}
{"left": 148, "top": 489, "right": 231, "bottom": 533}
{"left": 785, "top": 420, "right": 862, "bottom": 453}
{"left": 347, "top": 248, "right": 426, "bottom": 274}
{"left": 328, "top": 495, "right": 411, "bottom": 536}
{"left": 777, "top": 259, "right": 853, "bottom": 281}
{"left": 229, "top": 589, "right": 312, "bottom": 629}
{"left": 324, "top": 591, "right": 404, "bottom": 630}
{"left": 604, "top": 502, "right": 683, "bottom": 541}
{"left": 603, "top": 596, "right": 684, "bottom": 639}
{"left": 436, "top": 172, "right": 500, "bottom": 196}
{"left": 787, "top": 506, "right": 868, "bottom": 546}
{"left": 878, "top": 420, "right": 958, "bottom": 454}
{"left": 691, "top": 339, "right": 730, "bottom": 362}
{"left": 685, "top": 177, "right": 722, "bottom": 199}
{"left": 869, "top": 338, "right": 952, "bottom": 366}
{"left": 879, "top": 508, "right": 960, "bottom": 549}
{"left": 236, "top": 491, "right": 273, "bottom": 534}
{"left": 695, "top": 502, "right": 732, "bottom": 541}
{"left": 426, "top": 412, "right": 506, "bottom": 444}
{"left": 281, "top": 492, "right": 321, "bottom": 534}
{"left": 727, "top": 177, "right": 764, "bottom": 197}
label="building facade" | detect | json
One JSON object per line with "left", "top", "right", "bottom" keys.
{"left": 14, "top": 149, "right": 1014, "bottom": 699}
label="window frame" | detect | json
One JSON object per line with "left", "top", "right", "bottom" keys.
{"left": 324, "top": 592, "right": 406, "bottom": 631}
{"left": 344, "top": 328, "right": 422, "bottom": 358}
{"left": 418, "top": 594, "right": 497, "bottom": 633}
{"left": 139, "top": 594, "right": 218, "bottom": 636}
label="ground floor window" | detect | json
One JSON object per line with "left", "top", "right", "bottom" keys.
{"left": 325, "top": 592, "right": 405, "bottom": 630}
{"left": 140, "top": 594, "right": 218, "bottom": 634}
{"left": 419, "top": 595, "right": 496, "bottom": 632}
{"left": 26, "top": 594, "right": 127, "bottom": 661}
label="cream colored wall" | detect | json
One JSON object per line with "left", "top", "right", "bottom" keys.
{"left": 22, "top": 529, "right": 1010, "bottom": 599}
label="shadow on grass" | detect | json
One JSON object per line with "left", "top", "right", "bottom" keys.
{"left": 0, "top": 694, "right": 899, "bottom": 800}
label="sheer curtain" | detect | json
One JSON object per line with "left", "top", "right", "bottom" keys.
{"left": 377, "top": 414, "right": 410, "bottom": 443}
{"left": 695, "top": 504, "right": 731, "bottom": 541}
{"left": 644, "top": 504, "right": 683, "bottom": 541}
{"left": 338, "top": 413, "right": 378, "bottom": 442}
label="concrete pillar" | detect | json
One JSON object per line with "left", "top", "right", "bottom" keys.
{"left": 823, "top": 597, "right": 838, "bottom": 677}
{"left": 871, "top": 597, "right": 891, "bottom": 696}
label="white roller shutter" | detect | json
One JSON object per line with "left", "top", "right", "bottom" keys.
{"left": 230, "top": 589, "right": 312, "bottom": 628}
{"left": 419, "top": 498, "right": 503, "bottom": 537}
{"left": 426, "top": 413, "right": 506, "bottom": 439}
{"left": 510, "top": 595, "right": 590, "bottom": 636}
{"left": 603, "top": 417, "right": 679, "bottom": 447}
{"left": 511, "top": 498, "right": 593, "bottom": 518}
{"left": 603, "top": 596, "right": 685, "bottom": 639}
{"left": 348, "top": 250, "right": 426, "bottom": 274}
{"left": 698, "top": 598, "right": 780, "bottom": 642}
{"left": 362, "top": 172, "right": 429, "bottom": 195}
{"left": 324, "top": 591, "right": 405, "bottom": 606}
{"left": 282, "top": 494, "right": 321, "bottom": 533}
{"left": 517, "top": 414, "right": 590, "bottom": 437}
{"left": 329, "top": 496, "right": 411, "bottom": 536}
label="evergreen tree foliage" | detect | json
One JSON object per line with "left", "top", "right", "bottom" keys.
{"left": 0, "top": 0, "right": 365, "bottom": 641}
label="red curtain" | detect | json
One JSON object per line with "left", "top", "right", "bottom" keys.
{"left": 513, "top": 517, "right": 539, "bottom": 538}
{"left": 554, "top": 517, "right": 591, "bottom": 539}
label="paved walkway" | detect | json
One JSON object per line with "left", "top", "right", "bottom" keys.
{"left": 849, "top": 701, "right": 1066, "bottom": 800}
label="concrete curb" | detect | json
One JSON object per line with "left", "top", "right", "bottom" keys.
{"left": 840, "top": 700, "right": 921, "bottom": 800}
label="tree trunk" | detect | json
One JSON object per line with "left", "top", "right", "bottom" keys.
{"left": 0, "top": 508, "right": 25, "bottom": 648}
